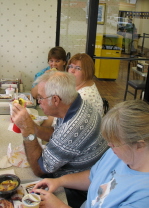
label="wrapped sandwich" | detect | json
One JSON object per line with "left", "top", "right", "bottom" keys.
{"left": 13, "top": 98, "right": 26, "bottom": 107}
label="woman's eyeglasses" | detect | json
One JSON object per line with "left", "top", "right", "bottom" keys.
{"left": 68, "top": 65, "right": 81, "bottom": 71}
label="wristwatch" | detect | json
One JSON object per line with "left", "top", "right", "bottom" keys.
{"left": 23, "top": 134, "right": 36, "bottom": 141}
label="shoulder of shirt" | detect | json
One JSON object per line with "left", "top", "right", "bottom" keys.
{"left": 34, "top": 66, "right": 50, "bottom": 78}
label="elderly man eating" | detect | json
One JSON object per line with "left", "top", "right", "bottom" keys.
{"left": 12, "top": 71, "right": 107, "bottom": 178}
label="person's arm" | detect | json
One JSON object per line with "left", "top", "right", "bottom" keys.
{"left": 41, "top": 116, "right": 54, "bottom": 127}
{"left": 12, "top": 103, "right": 54, "bottom": 142}
{"left": 32, "top": 170, "right": 90, "bottom": 208}
{"left": 34, "top": 124, "right": 54, "bottom": 142}
{"left": 33, "top": 170, "right": 90, "bottom": 193}
{"left": 23, "top": 139, "right": 45, "bottom": 177}
{"left": 11, "top": 103, "right": 54, "bottom": 176}
{"left": 58, "top": 170, "right": 90, "bottom": 191}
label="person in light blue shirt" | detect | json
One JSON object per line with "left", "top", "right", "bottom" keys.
{"left": 32, "top": 100, "right": 149, "bottom": 208}
{"left": 33, "top": 66, "right": 50, "bottom": 83}
{"left": 31, "top": 46, "right": 66, "bottom": 99}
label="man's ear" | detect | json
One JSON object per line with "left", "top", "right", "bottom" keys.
{"left": 53, "top": 95, "right": 61, "bottom": 107}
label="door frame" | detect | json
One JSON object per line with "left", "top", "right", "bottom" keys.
{"left": 56, "top": 0, "right": 99, "bottom": 57}
{"left": 85, "top": 0, "right": 99, "bottom": 57}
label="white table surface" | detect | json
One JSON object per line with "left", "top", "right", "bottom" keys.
{"left": 131, "top": 67, "right": 147, "bottom": 77}
{"left": 0, "top": 115, "right": 68, "bottom": 204}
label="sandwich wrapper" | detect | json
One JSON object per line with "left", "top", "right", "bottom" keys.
{"left": 0, "top": 141, "right": 45, "bottom": 169}
{"left": 0, "top": 143, "right": 29, "bottom": 169}
{"left": 7, "top": 143, "right": 30, "bottom": 168}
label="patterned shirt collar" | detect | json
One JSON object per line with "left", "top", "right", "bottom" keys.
{"left": 58, "top": 93, "right": 82, "bottom": 124}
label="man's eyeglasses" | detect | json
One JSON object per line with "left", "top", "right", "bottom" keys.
{"left": 68, "top": 65, "right": 81, "bottom": 71}
{"left": 37, "top": 95, "right": 62, "bottom": 102}
{"left": 37, "top": 95, "right": 52, "bottom": 102}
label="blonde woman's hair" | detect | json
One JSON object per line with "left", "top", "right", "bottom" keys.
{"left": 101, "top": 100, "right": 149, "bottom": 145}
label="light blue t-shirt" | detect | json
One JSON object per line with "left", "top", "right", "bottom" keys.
{"left": 81, "top": 148, "right": 149, "bottom": 208}
{"left": 32, "top": 66, "right": 50, "bottom": 88}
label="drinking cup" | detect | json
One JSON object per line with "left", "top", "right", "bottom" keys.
{"left": 22, "top": 193, "right": 41, "bottom": 208}
{"left": 13, "top": 123, "right": 21, "bottom": 133}
{"left": 5, "top": 88, "right": 15, "bottom": 96}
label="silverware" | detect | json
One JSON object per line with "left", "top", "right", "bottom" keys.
{"left": 24, "top": 199, "right": 33, "bottom": 205}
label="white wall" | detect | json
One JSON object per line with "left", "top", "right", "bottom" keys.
{"left": 135, "top": 0, "right": 149, "bottom": 48}
{"left": 0, "top": 0, "right": 57, "bottom": 91}
{"left": 97, "top": 0, "right": 127, "bottom": 35}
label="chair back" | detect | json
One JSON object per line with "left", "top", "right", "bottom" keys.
{"left": 124, "top": 59, "right": 146, "bottom": 100}
{"left": 102, "top": 98, "right": 109, "bottom": 115}
{"left": 66, "top": 52, "right": 71, "bottom": 62}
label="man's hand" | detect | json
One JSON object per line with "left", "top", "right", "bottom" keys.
{"left": 12, "top": 103, "right": 35, "bottom": 136}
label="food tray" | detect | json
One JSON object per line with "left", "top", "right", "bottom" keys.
{"left": 19, "top": 93, "right": 36, "bottom": 108}
{"left": 0, "top": 94, "right": 13, "bottom": 102}
{"left": 0, "top": 93, "right": 35, "bottom": 105}
{"left": 0, "top": 93, "right": 36, "bottom": 115}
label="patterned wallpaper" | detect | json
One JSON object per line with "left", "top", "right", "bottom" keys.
{"left": 0, "top": 0, "right": 57, "bottom": 91}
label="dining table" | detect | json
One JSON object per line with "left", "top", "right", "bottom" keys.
{"left": 0, "top": 113, "right": 68, "bottom": 204}
{"left": 131, "top": 66, "right": 147, "bottom": 78}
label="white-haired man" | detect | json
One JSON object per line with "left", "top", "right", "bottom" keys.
{"left": 12, "top": 71, "right": 108, "bottom": 207}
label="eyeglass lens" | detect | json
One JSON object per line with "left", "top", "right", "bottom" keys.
{"left": 68, "top": 65, "right": 81, "bottom": 70}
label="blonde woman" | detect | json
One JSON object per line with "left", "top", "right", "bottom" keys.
{"left": 33, "top": 100, "right": 149, "bottom": 208}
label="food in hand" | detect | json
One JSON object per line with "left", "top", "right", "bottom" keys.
{"left": 13, "top": 98, "right": 33, "bottom": 107}
{"left": 45, "top": 68, "right": 57, "bottom": 73}
{"left": 0, "top": 180, "right": 19, "bottom": 191}
{"left": 51, "top": 68, "right": 57, "bottom": 71}
{"left": 13, "top": 98, "right": 25, "bottom": 106}
{"left": 12, "top": 100, "right": 19, "bottom": 104}
{"left": 18, "top": 98, "right": 26, "bottom": 107}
